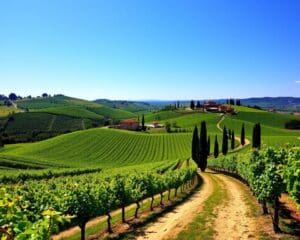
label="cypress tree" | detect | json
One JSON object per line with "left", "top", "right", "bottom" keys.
{"left": 0, "top": 137, "right": 3, "bottom": 148}
{"left": 207, "top": 136, "right": 211, "bottom": 156}
{"left": 231, "top": 130, "right": 235, "bottom": 150}
{"left": 257, "top": 123, "right": 261, "bottom": 149}
{"left": 142, "top": 114, "right": 145, "bottom": 131}
{"left": 190, "top": 100, "right": 195, "bottom": 110}
{"left": 214, "top": 135, "right": 219, "bottom": 158}
{"left": 191, "top": 126, "right": 200, "bottom": 167}
{"left": 241, "top": 123, "right": 245, "bottom": 146}
{"left": 222, "top": 126, "right": 228, "bottom": 155}
{"left": 199, "top": 121, "right": 208, "bottom": 172}
{"left": 252, "top": 124, "right": 257, "bottom": 148}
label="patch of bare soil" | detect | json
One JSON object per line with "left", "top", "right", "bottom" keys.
{"left": 213, "top": 174, "right": 257, "bottom": 240}
{"left": 135, "top": 172, "right": 214, "bottom": 240}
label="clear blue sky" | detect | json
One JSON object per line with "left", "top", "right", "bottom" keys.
{"left": 1, "top": 0, "right": 300, "bottom": 100}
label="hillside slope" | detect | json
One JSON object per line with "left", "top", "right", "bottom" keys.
{"left": 0, "top": 128, "right": 192, "bottom": 168}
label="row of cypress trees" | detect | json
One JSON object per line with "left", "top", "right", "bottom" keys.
{"left": 192, "top": 123, "right": 248, "bottom": 168}
{"left": 191, "top": 121, "right": 208, "bottom": 172}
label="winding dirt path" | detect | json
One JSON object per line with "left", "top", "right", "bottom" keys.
{"left": 135, "top": 172, "right": 214, "bottom": 240}
{"left": 213, "top": 174, "right": 257, "bottom": 240}
{"left": 216, "top": 115, "right": 250, "bottom": 151}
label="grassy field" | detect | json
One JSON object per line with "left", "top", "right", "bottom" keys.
{"left": 0, "top": 106, "right": 21, "bottom": 117}
{"left": 221, "top": 114, "right": 300, "bottom": 147}
{"left": 0, "top": 128, "right": 192, "bottom": 168}
{"left": 16, "top": 95, "right": 100, "bottom": 109}
{"left": 36, "top": 106, "right": 104, "bottom": 120}
{"left": 87, "top": 105, "right": 137, "bottom": 119}
{"left": 1, "top": 105, "right": 298, "bottom": 176}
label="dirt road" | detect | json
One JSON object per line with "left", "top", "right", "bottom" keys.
{"left": 135, "top": 172, "right": 214, "bottom": 240}
{"left": 213, "top": 174, "right": 257, "bottom": 240}
{"left": 216, "top": 115, "right": 250, "bottom": 151}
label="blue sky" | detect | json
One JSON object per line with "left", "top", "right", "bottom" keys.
{"left": 1, "top": 0, "right": 300, "bottom": 100}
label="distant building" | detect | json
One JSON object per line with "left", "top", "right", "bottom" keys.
{"left": 119, "top": 118, "right": 139, "bottom": 130}
{"left": 147, "top": 122, "right": 163, "bottom": 128}
{"left": 203, "top": 101, "right": 236, "bottom": 114}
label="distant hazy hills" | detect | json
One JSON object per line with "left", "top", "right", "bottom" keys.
{"left": 239, "top": 97, "right": 300, "bottom": 112}
{"left": 131, "top": 97, "right": 300, "bottom": 112}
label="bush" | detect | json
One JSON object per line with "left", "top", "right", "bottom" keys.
{"left": 285, "top": 119, "right": 300, "bottom": 129}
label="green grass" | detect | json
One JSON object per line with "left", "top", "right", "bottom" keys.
{"left": 232, "top": 110, "right": 300, "bottom": 129}
{"left": 144, "top": 110, "right": 185, "bottom": 122}
{"left": 174, "top": 172, "right": 227, "bottom": 240}
{"left": 36, "top": 106, "right": 104, "bottom": 120}
{"left": 4, "top": 112, "right": 54, "bottom": 133}
{"left": 0, "top": 106, "right": 21, "bottom": 117}
{"left": 0, "top": 128, "right": 193, "bottom": 168}
{"left": 16, "top": 95, "right": 100, "bottom": 109}
{"left": 87, "top": 105, "right": 136, "bottom": 119}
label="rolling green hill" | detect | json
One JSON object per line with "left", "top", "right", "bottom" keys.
{"left": 17, "top": 95, "right": 99, "bottom": 109}
{"left": 95, "top": 99, "right": 156, "bottom": 114}
{"left": 221, "top": 106, "right": 300, "bottom": 147}
{"left": 0, "top": 95, "right": 140, "bottom": 143}
{"left": 36, "top": 106, "right": 104, "bottom": 120}
{"left": 0, "top": 128, "right": 192, "bottom": 168}
{"left": 0, "top": 106, "right": 22, "bottom": 117}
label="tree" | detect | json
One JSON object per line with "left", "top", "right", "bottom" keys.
{"left": 231, "top": 130, "right": 235, "bottom": 150}
{"left": 196, "top": 101, "right": 201, "bottom": 109}
{"left": 241, "top": 123, "right": 245, "bottom": 146}
{"left": 165, "top": 122, "right": 171, "bottom": 133}
{"left": 199, "top": 121, "right": 208, "bottom": 172}
{"left": 214, "top": 135, "right": 219, "bottom": 158}
{"left": 190, "top": 100, "right": 195, "bottom": 110}
{"left": 0, "top": 137, "right": 3, "bottom": 147}
{"left": 142, "top": 114, "right": 145, "bottom": 131}
{"left": 42, "top": 93, "right": 48, "bottom": 98}
{"left": 8, "top": 93, "right": 17, "bottom": 101}
{"left": 257, "top": 123, "right": 261, "bottom": 149}
{"left": 207, "top": 136, "right": 210, "bottom": 156}
{"left": 222, "top": 126, "right": 228, "bottom": 155}
{"left": 252, "top": 123, "right": 261, "bottom": 149}
{"left": 191, "top": 126, "right": 200, "bottom": 166}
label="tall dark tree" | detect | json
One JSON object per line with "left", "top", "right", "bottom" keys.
{"left": 190, "top": 100, "right": 195, "bottom": 110}
{"left": 207, "top": 136, "right": 211, "bottom": 156}
{"left": 231, "top": 130, "right": 235, "bottom": 150}
{"left": 199, "top": 121, "right": 208, "bottom": 172}
{"left": 222, "top": 126, "right": 228, "bottom": 155}
{"left": 8, "top": 93, "right": 17, "bottom": 101}
{"left": 141, "top": 114, "right": 145, "bottom": 131}
{"left": 196, "top": 101, "right": 201, "bottom": 109}
{"left": 252, "top": 123, "right": 261, "bottom": 149}
{"left": 0, "top": 137, "right": 3, "bottom": 148}
{"left": 241, "top": 123, "right": 245, "bottom": 146}
{"left": 191, "top": 126, "right": 200, "bottom": 166}
{"left": 257, "top": 123, "right": 261, "bottom": 149}
{"left": 214, "top": 135, "right": 219, "bottom": 158}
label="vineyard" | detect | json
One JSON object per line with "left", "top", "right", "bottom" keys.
{"left": 0, "top": 103, "right": 299, "bottom": 239}
{"left": 0, "top": 160, "right": 197, "bottom": 240}
{"left": 0, "top": 129, "right": 193, "bottom": 168}
{"left": 208, "top": 147, "right": 300, "bottom": 232}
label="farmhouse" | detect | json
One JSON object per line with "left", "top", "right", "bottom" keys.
{"left": 146, "top": 122, "right": 163, "bottom": 128}
{"left": 119, "top": 118, "right": 139, "bottom": 130}
{"left": 203, "top": 101, "right": 235, "bottom": 114}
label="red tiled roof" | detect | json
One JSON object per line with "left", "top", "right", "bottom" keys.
{"left": 120, "top": 118, "right": 138, "bottom": 124}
